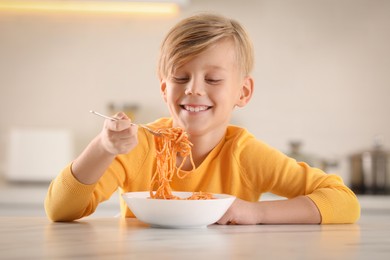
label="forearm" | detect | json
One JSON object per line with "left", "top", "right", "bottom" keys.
{"left": 72, "top": 135, "right": 116, "bottom": 185}
{"left": 257, "top": 196, "right": 321, "bottom": 224}
{"left": 45, "top": 137, "right": 124, "bottom": 222}
{"left": 45, "top": 113, "right": 137, "bottom": 221}
{"left": 218, "top": 196, "right": 321, "bottom": 225}
{"left": 44, "top": 135, "right": 114, "bottom": 221}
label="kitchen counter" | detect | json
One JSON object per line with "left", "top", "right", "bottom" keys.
{"left": 1, "top": 211, "right": 389, "bottom": 259}
{"left": 1, "top": 182, "right": 389, "bottom": 259}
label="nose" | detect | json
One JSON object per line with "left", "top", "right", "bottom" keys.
{"left": 185, "top": 78, "right": 205, "bottom": 96}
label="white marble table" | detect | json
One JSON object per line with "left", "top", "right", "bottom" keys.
{"left": 1, "top": 210, "right": 389, "bottom": 259}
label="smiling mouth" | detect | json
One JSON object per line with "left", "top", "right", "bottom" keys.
{"left": 181, "top": 105, "right": 211, "bottom": 112}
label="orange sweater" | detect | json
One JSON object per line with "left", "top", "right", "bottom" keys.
{"left": 45, "top": 118, "right": 360, "bottom": 223}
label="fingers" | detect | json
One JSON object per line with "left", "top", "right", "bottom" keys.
{"left": 100, "top": 112, "right": 139, "bottom": 155}
{"left": 216, "top": 199, "right": 260, "bottom": 225}
{"left": 217, "top": 209, "right": 235, "bottom": 225}
{"left": 105, "top": 112, "right": 132, "bottom": 132}
{"left": 216, "top": 199, "right": 237, "bottom": 225}
{"left": 113, "top": 111, "right": 128, "bottom": 119}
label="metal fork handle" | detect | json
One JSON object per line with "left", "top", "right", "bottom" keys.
{"left": 137, "top": 124, "right": 161, "bottom": 137}
{"left": 89, "top": 110, "right": 161, "bottom": 136}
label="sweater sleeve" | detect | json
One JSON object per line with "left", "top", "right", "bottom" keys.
{"left": 44, "top": 164, "right": 99, "bottom": 221}
{"left": 306, "top": 177, "right": 361, "bottom": 224}
{"left": 239, "top": 136, "right": 360, "bottom": 224}
{"left": 44, "top": 128, "right": 153, "bottom": 222}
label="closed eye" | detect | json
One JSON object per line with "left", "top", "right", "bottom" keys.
{"left": 205, "top": 79, "right": 222, "bottom": 84}
{"left": 172, "top": 77, "right": 189, "bottom": 84}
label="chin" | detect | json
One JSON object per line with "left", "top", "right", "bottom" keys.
{"left": 175, "top": 123, "right": 200, "bottom": 135}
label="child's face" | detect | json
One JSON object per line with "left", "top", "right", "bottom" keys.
{"left": 160, "top": 39, "right": 253, "bottom": 137}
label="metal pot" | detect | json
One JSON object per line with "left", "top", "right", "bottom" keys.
{"left": 349, "top": 138, "right": 390, "bottom": 195}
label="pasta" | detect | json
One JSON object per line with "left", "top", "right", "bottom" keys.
{"left": 149, "top": 127, "right": 214, "bottom": 200}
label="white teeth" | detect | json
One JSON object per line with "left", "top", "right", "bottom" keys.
{"left": 184, "top": 105, "right": 208, "bottom": 112}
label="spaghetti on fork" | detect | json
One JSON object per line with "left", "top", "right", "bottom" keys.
{"left": 149, "top": 127, "right": 214, "bottom": 200}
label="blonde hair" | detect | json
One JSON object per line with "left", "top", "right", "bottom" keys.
{"left": 158, "top": 13, "right": 254, "bottom": 80}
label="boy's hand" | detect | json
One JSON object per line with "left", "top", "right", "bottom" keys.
{"left": 217, "top": 198, "right": 261, "bottom": 225}
{"left": 99, "top": 112, "right": 139, "bottom": 155}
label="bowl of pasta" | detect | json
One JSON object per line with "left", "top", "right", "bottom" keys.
{"left": 122, "top": 191, "right": 236, "bottom": 228}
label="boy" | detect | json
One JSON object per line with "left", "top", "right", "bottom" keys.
{"left": 45, "top": 13, "right": 360, "bottom": 224}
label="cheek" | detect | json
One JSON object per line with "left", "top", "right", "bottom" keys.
{"left": 219, "top": 86, "right": 240, "bottom": 102}
{"left": 165, "top": 85, "right": 181, "bottom": 102}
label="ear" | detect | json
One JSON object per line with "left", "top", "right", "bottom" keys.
{"left": 235, "top": 76, "right": 254, "bottom": 107}
{"left": 160, "top": 80, "right": 168, "bottom": 103}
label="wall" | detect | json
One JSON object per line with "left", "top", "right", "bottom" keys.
{"left": 0, "top": 0, "right": 389, "bottom": 184}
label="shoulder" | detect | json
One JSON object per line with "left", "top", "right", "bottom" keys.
{"left": 225, "top": 125, "right": 288, "bottom": 163}
{"left": 225, "top": 125, "right": 253, "bottom": 144}
{"left": 225, "top": 125, "right": 271, "bottom": 151}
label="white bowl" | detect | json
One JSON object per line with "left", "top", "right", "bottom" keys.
{"left": 122, "top": 191, "right": 235, "bottom": 228}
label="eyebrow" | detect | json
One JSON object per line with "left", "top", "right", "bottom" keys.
{"left": 204, "top": 65, "right": 228, "bottom": 71}
{"left": 173, "top": 64, "right": 229, "bottom": 74}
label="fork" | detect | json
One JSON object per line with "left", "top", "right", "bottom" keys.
{"left": 89, "top": 110, "right": 161, "bottom": 137}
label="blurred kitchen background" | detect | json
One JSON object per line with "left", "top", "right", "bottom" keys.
{"left": 0, "top": 0, "right": 389, "bottom": 216}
